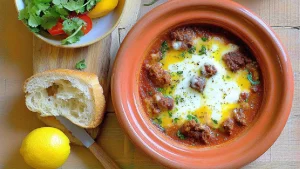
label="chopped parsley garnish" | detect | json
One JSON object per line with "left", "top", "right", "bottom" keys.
{"left": 226, "top": 75, "right": 231, "bottom": 79}
{"left": 199, "top": 45, "right": 207, "bottom": 55}
{"left": 175, "top": 96, "right": 180, "bottom": 104}
{"left": 187, "top": 114, "right": 199, "bottom": 123}
{"left": 156, "top": 118, "right": 162, "bottom": 125}
{"left": 160, "top": 41, "right": 169, "bottom": 58}
{"left": 173, "top": 118, "right": 179, "bottom": 124}
{"left": 188, "top": 46, "right": 196, "bottom": 54}
{"left": 143, "top": 0, "right": 159, "bottom": 6}
{"left": 211, "top": 118, "right": 218, "bottom": 124}
{"left": 152, "top": 119, "right": 165, "bottom": 132}
{"left": 180, "top": 51, "right": 186, "bottom": 58}
{"left": 168, "top": 111, "right": 172, "bottom": 118}
{"left": 177, "top": 130, "right": 185, "bottom": 140}
{"left": 177, "top": 71, "right": 183, "bottom": 75}
{"left": 175, "top": 96, "right": 184, "bottom": 104}
{"left": 247, "top": 72, "right": 260, "bottom": 85}
{"left": 148, "top": 91, "right": 153, "bottom": 96}
{"left": 157, "top": 88, "right": 164, "bottom": 92}
{"left": 75, "top": 59, "right": 87, "bottom": 70}
{"left": 201, "top": 37, "right": 208, "bottom": 42}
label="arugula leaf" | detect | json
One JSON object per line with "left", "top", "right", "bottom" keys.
{"left": 75, "top": 59, "right": 87, "bottom": 70}
{"left": 144, "top": 0, "right": 158, "bottom": 6}
{"left": 177, "top": 130, "right": 185, "bottom": 140}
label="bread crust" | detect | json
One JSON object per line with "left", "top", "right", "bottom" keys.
{"left": 23, "top": 69, "right": 106, "bottom": 129}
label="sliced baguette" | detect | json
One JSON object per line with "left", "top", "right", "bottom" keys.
{"left": 23, "top": 69, "right": 106, "bottom": 128}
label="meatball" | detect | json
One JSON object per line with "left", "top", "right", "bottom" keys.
{"left": 145, "top": 93, "right": 174, "bottom": 115}
{"left": 201, "top": 64, "right": 217, "bottom": 78}
{"left": 146, "top": 63, "right": 171, "bottom": 87}
{"left": 153, "top": 93, "right": 174, "bottom": 111}
{"left": 222, "top": 118, "right": 234, "bottom": 135}
{"left": 223, "top": 51, "right": 252, "bottom": 72}
{"left": 180, "top": 120, "right": 215, "bottom": 144}
{"left": 170, "top": 27, "right": 196, "bottom": 50}
{"left": 190, "top": 76, "right": 206, "bottom": 93}
{"left": 233, "top": 108, "right": 247, "bottom": 126}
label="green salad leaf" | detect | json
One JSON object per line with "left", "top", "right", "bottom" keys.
{"left": 86, "top": 0, "right": 101, "bottom": 11}
{"left": 75, "top": 59, "right": 87, "bottom": 70}
{"left": 62, "top": 24, "right": 84, "bottom": 45}
{"left": 62, "top": 17, "right": 86, "bottom": 34}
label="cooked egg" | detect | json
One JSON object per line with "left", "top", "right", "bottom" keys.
{"left": 158, "top": 37, "right": 251, "bottom": 128}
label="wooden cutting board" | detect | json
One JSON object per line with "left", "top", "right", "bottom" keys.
{"left": 31, "top": 0, "right": 142, "bottom": 147}
{"left": 32, "top": 35, "right": 111, "bottom": 145}
{"left": 32, "top": 36, "right": 111, "bottom": 96}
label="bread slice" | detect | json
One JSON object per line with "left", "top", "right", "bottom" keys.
{"left": 24, "top": 69, "right": 106, "bottom": 128}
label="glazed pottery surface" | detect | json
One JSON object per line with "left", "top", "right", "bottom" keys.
{"left": 112, "top": 0, "right": 294, "bottom": 168}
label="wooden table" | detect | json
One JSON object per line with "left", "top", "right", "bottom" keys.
{"left": 0, "top": 0, "right": 299, "bottom": 168}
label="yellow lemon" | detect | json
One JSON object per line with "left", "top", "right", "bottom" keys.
{"left": 20, "top": 127, "right": 70, "bottom": 169}
{"left": 88, "top": 0, "right": 119, "bottom": 18}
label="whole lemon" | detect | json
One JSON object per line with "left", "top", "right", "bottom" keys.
{"left": 88, "top": 0, "right": 119, "bottom": 18}
{"left": 20, "top": 127, "right": 70, "bottom": 169}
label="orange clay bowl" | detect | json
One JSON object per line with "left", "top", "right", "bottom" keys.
{"left": 111, "top": 0, "right": 294, "bottom": 168}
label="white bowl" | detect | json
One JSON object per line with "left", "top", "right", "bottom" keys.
{"left": 14, "top": 0, "right": 126, "bottom": 48}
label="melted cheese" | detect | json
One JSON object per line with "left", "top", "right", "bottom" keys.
{"left": 158, "top": 37, "right": 251, "bottom": 128}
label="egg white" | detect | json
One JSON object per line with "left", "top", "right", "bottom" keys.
{"left": 158, "top": 37, "right": 250, "bottom": 128}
